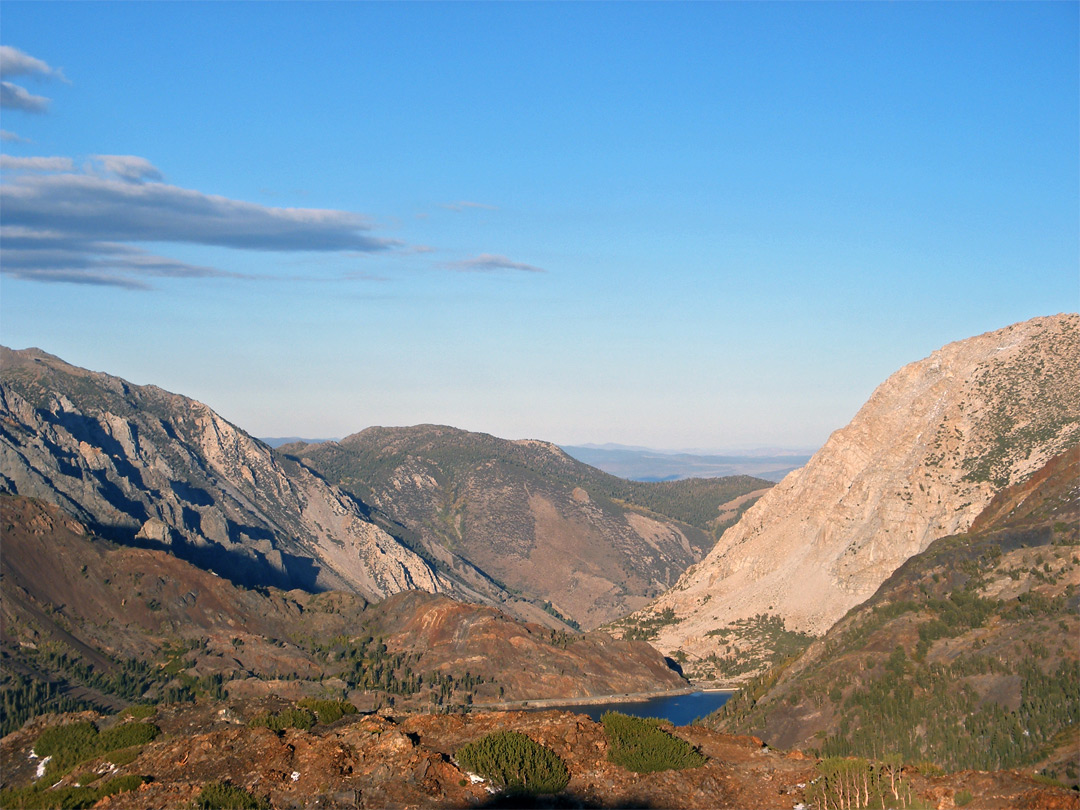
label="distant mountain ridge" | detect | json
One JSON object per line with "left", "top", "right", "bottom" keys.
{"left": 625, "top": 314, "right": 1080, "bottom": 680}
{"left": 260, "top": 436, "right": 338, "bottom": 448}
{"left": 282, "top": 425, "right": 772, "bottom": 628}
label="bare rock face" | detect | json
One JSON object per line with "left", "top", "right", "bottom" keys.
{"left": 0, "top": 347, "right": 443, "bottom": 601}
{"left": 635, "top": 314, "right": 1080, "bottom": 678}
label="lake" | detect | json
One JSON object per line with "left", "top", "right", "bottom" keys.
{"left": 534, "top": 690, "right": 733, "bottom": 726}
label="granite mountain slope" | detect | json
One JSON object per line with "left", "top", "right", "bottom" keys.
{"left": 283, "top": 425, "right": 770, "bottom": 628}
{"left": 626, "top": 314, "right": 1080, "bottom": 679}
{"left": 709, "top": 447, "right": 1079, "bottom": 787}
{"left": 0, "top": 347, "right": 442, "bottom": 601}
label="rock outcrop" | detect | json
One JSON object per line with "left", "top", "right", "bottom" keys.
{"left": 0, "top": 347, "right": 443, "bottom": 600}
{"left": 631, "top": 314, "right": 1080, "bottom": 679}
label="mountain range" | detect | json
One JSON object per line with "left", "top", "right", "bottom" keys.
{"left": 0, "top": 347, "right": 770, "bottom": 631}
{"left": 1, "top": 313, "right": 1078, "bottom": 807}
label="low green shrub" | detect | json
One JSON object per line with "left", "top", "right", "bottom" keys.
{"left": 456, "top": 730, "right": 570, "bottom": 795}
{"left": 248, "top": 707, "right": 315, "bottom": 731}
{"left": 601, "top": 712, "right": 706, "bottom": 773}
{"left": 191, "top": 781, "right": 270, "bottom": 810}
{"left": 297, "top": 698, "right": 358, "bottom": 724}
{"left": 34, "top": 722, "right": 99, "bottom": 765}
{"left": 98, "top": 775, "right": 147, "bottom": 797}
{"left": 105, "top": 747, "right": 142, "bottom": 766}
{"left": 97, "top": 721, "right": 159, "bottom": 751}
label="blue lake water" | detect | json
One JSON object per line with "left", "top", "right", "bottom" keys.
{"left": 538, "top": 690, "right": 733, "bottom": 726}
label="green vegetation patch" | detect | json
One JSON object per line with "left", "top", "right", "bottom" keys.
{"left": 191, "top": 781, "right": 270, "bottom": 810}
{"left": 0, "top": 774, "right": 146, "bottom": 810}
{"left": 248, "top": 706, "right": 315, "bottom": 731}
{"left": 456, "top": 730, "right": 570, "bottom": 795}
{"left": 123, "top": 703, "right": 157, "bottom": 720}
{"left": 616, "top": 607, "right": 682, "bottom": 641}
{"left": 32, "top": 720, "right": 159, "bottom": 780}
{"left": 601, "top": 712, "right": 706, "bottom": 773}
{"left": 296, "top": 698, "right": 358, "bottom": 725}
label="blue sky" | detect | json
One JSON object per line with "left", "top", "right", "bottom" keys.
{"left": 1, "top": 2, "right": 1076, "bottom": 450}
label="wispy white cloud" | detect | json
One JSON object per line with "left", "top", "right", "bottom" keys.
{"left": 0, "top": 46, "right": 67, "bottom": 82}
{"left": 0, "top": 156, "right": 402, "bottom": 288}
{"left": 89, "top": 155, "right": 163, "bottom": 183}
{"left": 0, "top": 46, "right": 66, "bottom": 113}
{"left": 0, "top": 81, "right": 49, "bottom": 113}
{"left": 439, "top": 200, "right": 499, "bottom": 212}
{"left": 0, "top": 228, "right": 244, "bottom": 290}
{"left": 0, "top": 155, "right": 74, "bottom": 172}
{"left": 0, "top": 129, "right": 30, "bottom": 143}
{"left": 444, "top": 253, "right": 545, "bottom": 274}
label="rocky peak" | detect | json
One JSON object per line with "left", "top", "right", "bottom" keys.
{"left": 632, "top": 314, "right": 1080, "bottom": 680}
{"left": 0, "top": 347, "right": 444, "bottom": 601}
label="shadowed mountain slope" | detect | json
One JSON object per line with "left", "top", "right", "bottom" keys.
{"left": 0, "top": 347, "right": 442, "bottom": 601}
{"left": 0, "top": 494, "right": 686, "bottom": 733}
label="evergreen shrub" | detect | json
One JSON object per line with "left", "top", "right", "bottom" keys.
{"left": 601, "top": 712, "right": 706, "bottom": 773}
{"left": 456, "top": 730, "right": 570, "bottom": 795}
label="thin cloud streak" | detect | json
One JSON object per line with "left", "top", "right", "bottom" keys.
{"left": 2, "top": 172, "right": 398, "bottom": 251}
{"left": 0, "top": 81, "right": 49, "bottom": 112}
{"left": 1, "top": 130, "right": 30, "bottom": 143}
{"left": 440, "top": 200, "right": 499, "bottom": 212}
{"left": 89, "top": 155, "right": 163, "bottom": 183}
{"left": 443, "top": 253, "right": 546, "bottom": 274}
{"left": 0, "top": 46, "right": 65, "bottom": 113}
{"left": 0, "top": 155, "right": 74, "bottom": 171}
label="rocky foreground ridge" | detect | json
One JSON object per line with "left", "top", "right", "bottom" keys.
{"left": 0, "top": 347, "right": 442, "bottom": 601}
{"left": 3, "top": 703, "right": 1076, "bottom": 810}
{"left": 627, "top": 314, "right": 1080, "bottom": 680}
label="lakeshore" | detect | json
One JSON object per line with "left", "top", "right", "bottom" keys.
{"left": 474, "top": 686, "right": 736, "bottom": 725}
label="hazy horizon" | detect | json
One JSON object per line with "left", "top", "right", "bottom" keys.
{"left": 1, "top": 3, "right": 1076, "bottom": 449}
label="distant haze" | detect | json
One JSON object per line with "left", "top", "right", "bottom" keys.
{"left": 562, "top": 445, "right": 812, "bottom": 483}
